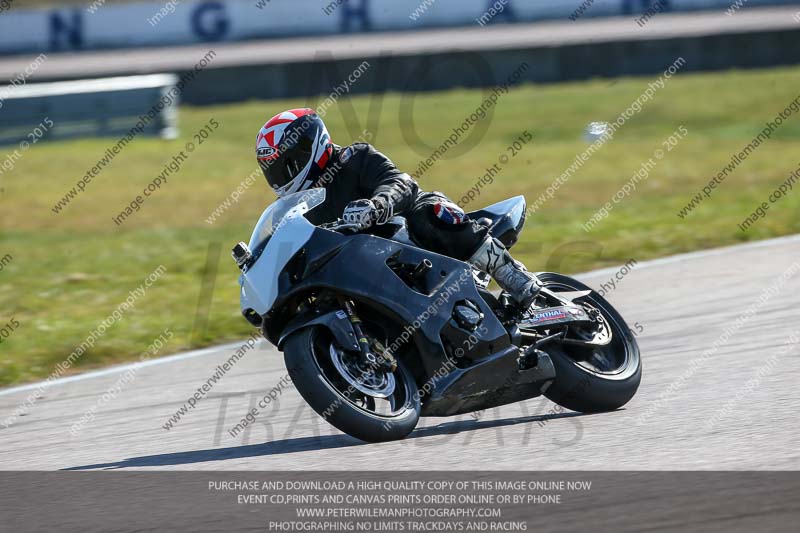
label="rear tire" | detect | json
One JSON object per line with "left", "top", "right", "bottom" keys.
{"left": 537, "top": 273, "right": 642, "bottom": 413}
{"left": 283, "top": 326, "right": 421, "bottom": 443}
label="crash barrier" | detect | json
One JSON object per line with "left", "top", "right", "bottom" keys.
{"left": 0, "top": 74, "right": 178, "bottom": 146}
{"left": 176, "top": 19, "right": 800, "bottom": 105}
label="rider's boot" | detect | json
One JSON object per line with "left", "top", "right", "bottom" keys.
{"left": 468, "top": 235, "right": 542, "bottom": 311}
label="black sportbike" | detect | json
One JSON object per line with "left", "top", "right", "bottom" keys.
{"left": 233, "top": 188, "right": 641, "bottom": 442}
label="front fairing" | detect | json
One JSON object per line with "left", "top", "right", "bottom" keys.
{"left": 263, "top": 231, "right": 512, "bottom": 368}
{"left": 239, "top": 189, "right": 325, "bottom": 316}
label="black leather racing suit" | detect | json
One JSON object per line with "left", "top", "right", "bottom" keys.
{"left": 305, "top": 143, "right": 488, "bottom": 261}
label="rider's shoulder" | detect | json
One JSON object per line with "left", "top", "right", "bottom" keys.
{"left": 336, "top": 142, "right": 376, "bottom": 165}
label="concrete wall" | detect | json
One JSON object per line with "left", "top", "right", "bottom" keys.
{"left": 176, "top": 25, "right": 800, "bottom": 106}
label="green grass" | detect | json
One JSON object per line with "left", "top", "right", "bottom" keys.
{"left": 2, "top": 65, "right": 800, "bottom": 385}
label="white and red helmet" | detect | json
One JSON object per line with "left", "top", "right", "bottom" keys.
{"left": 256, "top": 108, "right": 333, "bottom": 197}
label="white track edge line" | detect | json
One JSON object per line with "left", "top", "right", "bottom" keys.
{"left": 0, "top": 341, "right": 247, "bottom": 397}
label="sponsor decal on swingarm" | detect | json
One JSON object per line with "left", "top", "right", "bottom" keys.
{"left": 527, "top": 309, "right": 568, "bottom": 323}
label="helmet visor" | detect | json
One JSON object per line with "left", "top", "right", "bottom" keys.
{"left": 259, "top": 133, "right": 314, "bottom": 190}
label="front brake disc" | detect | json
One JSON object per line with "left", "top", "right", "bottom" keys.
{"left": 329, "top": 344, "right": 396, "bottom": 398}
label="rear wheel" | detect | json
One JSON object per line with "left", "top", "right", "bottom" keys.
{"left": 283, "top": 326, "right": 420, "bottom": 442}
{"left": 534, "top": 273, "right": 642, "bottom": 413}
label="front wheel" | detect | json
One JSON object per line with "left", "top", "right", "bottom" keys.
{"left": 283, "top": 326, "right": 421, "bottom": 443}
{"left": 535, "top": 273, "right": 642, "bottom": 413}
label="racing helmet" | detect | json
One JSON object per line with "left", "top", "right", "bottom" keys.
{"left": 255, "top": 108, "right": 333, "bottom": 197}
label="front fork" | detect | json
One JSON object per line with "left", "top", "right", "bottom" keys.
{"left": 338, "top": 297, "right": 397, "bottom": 372}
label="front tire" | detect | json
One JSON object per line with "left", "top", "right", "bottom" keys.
{"left": 537, "top": 273, "right": 642, "bottom": 413}
{"left": 283, "top": 326, "right": 421, "bottom": 443}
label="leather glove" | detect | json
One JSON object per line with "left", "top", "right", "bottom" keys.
{"left": 342, "top": 196, "right": 393, "bottom": 229}
{"left": 343, "top": 199, "right": 378, "bottom": 229}
{"left": 371, "top": 194, "right": 394, "bottom": 224}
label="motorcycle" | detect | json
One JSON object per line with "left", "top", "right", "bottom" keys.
{"left": 233, "top": 188, "right": 641, "bottom": 442}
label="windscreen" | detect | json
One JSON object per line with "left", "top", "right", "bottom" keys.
{"left": 247, "top": 187, "right": 326, "bottom": 254}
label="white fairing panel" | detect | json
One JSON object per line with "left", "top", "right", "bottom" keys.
{"left": 239, "top": 205, "right": 315, "bottom": 316}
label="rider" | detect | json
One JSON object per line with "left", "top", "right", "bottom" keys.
{"left": 255, "top": 108, "right": 542, "bottom": 310}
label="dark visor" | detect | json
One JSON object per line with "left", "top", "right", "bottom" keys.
{"left": 260, "top": 135, "right": 314, "bottom": 188}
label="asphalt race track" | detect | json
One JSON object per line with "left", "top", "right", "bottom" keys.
{"left": 1, "top": 234, "right": 799, "bottom": 471}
